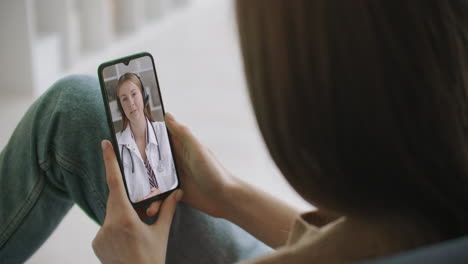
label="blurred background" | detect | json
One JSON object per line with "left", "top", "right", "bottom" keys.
{"left": 0, "top": 0, "right": 313, "bottom": 263}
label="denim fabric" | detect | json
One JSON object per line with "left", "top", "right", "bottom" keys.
{"left": 0, "top": 75, "right": 272, "bottom": 263}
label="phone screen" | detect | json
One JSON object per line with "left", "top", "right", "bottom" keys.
{"left": 98, "top": 53, "right": 179, "bottom": 206}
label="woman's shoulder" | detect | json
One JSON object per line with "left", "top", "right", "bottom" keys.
{"left": 115, "top": 132, "right": 124, "bottom": 145}
{"left": 151, "top": 120, "right": 165, "bottom": 125}
{"left": 115, "top": 130, "right": 124, "bottom": 138}
{"left": 115, "top": 126, "right": 130, "bottom": 142}
{"left": 151, "top": 121, "right": 167, "bottom": 130}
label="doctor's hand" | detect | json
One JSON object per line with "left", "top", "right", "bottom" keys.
{"left": 93, "top": 140, "right": 183, "bottom": 264}
{"left": 165, "top": 113, "right": 237, "bottom": 219}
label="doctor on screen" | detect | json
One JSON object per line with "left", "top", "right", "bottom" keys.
{"left": 115, "top": 72, "right": 177, "bottom": 203}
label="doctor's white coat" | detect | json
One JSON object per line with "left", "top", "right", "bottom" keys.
{"left": 116, "top": 120, "right": 178, "bottom": 203}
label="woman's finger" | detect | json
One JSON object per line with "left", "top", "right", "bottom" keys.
{"left": 146, "top": 200, "right": 162, "bottom": 216}
{"left": 151, "top": 190, "right": 183, "bottom": 233}
{"left": 101, "top": 140, "right": 132, "bottom": 211}
{"left": 165, "top": 113, "right": 201, "bottom": 149}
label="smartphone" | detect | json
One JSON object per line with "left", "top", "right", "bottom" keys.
{"left": 98, "top": 52, "right": 179, "bottom": 209}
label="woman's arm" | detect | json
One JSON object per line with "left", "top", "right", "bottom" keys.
{"left": 165, "top": 113, "right": 302, "bottom": 248}
{"left": 223, "top": 177, "right": 301, "bottom": 248}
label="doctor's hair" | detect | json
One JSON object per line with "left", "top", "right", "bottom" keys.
{"left": 116, "top": 72, "right": 155, "bottom": 131}
{"left": 237, "top": 0, "right": 468, "bottom": 240}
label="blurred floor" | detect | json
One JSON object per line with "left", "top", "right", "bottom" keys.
{"left": 0, "top": 0, "right": 313, "bottom": 263}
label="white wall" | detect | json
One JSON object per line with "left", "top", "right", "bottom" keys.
{"left": 0, "top": 0, "right": 35, "bottom": 94}
{"left": 0, "top": 0, "right": 192, "bottom": 96}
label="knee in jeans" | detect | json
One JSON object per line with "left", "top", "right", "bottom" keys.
{"left": 48, "top": 75, "right": 105, "bottom": 122}
{"left": 48, "top": 75, "right": 100, "bottom": 103}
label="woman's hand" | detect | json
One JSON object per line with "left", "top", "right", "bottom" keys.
{"left": 165, "top": 114, "right": 302, "bottom": 248}
{"left": 93, "top": 140, "right": 183, "bottom": 264}
{"left": 165, "top": 113, "right": 237, "bottom": 218}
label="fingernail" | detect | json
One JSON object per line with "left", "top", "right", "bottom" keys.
{"left": 101, "top": 140, "right": 109, "bottom": 151}
{"left": 175, "top": 189, "right": 183, "bottom": 201}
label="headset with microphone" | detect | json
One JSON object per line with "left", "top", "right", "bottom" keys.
{"left": 116, "top": 73, "right": 164, "bottom": 174}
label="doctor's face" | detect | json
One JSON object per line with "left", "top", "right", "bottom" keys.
{"left": 117, "top": 80, "right": 145, "bottom": 123}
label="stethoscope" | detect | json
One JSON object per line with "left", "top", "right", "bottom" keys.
{"left": 120, "top": 120, "right": 164, "bottom": 174}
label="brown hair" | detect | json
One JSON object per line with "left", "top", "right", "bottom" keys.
{"left": 116, "top": 72, "right": 154, "bottom": 131}
{"left": 237, "top": 0, "right": 468, "bottom": 239}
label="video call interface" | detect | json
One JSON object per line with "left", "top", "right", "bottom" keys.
{"left": 101, "top": 55, "right": 178, "bottom": 203}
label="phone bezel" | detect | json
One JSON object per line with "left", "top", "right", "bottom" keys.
{"left": 97, "top": 52, "right": 180, "bottom": 208}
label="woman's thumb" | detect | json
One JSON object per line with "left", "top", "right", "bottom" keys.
{"left": 151, "top": 189, "right": 183, "bottom": 232}
{"left": 165, "top": 113, "right": 200, "bottom": 148}
{"left": 165, "top": 113, "right": 185, "bottom": 138}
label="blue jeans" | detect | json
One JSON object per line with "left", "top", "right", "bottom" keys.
{"left": 0, "top": 75, "right": 271, "bottom": 263}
